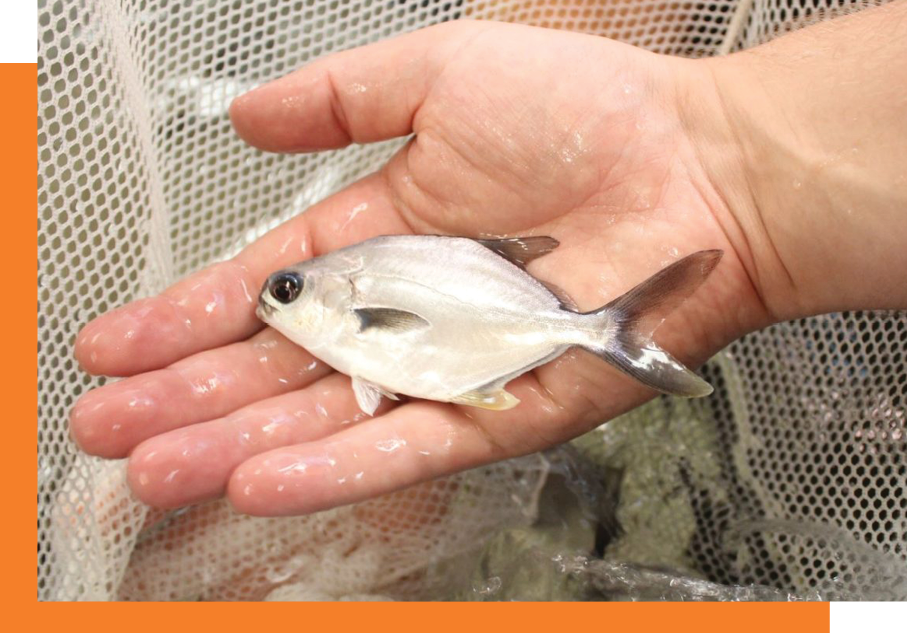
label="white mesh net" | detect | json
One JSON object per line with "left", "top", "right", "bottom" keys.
{"left": 38, "top": 0, "right": 905, "bottom": 601}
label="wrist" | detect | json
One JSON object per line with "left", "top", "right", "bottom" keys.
{"left": 669, "top": 54, "right": 797, "bottom": 323}
{"left": 682, "top": 4, "right": 907, "bottom": 320}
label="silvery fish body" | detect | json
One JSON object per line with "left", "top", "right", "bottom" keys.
{"left": 257, "top": 235, "right": 721, "bottom": 415}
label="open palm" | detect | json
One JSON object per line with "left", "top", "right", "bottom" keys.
{"left": 71, "top": 22, "right": 767, "bottom": 515}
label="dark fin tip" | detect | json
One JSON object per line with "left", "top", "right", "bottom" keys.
{"left": 355, "top": 307, "right": 430, "bottom": 333}
{"left": 475, "top": 236, "right": 560, "bottom": 267}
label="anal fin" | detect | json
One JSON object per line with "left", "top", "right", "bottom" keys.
{"left": 450, "top": 388, "right": 521, "bottom": 411}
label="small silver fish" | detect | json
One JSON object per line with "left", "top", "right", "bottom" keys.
{"left": 257, "top": 235, "right": 721, "bottom": 415}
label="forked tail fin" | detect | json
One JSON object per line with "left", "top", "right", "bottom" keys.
{"left": 583, "top": 250, "right": 723, "bottom": 398}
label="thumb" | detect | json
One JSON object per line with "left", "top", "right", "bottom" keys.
{"left": 229, "top": 21, "right": 495, "bottom": 153}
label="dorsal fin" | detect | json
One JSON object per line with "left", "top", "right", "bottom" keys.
{"left": 475, "top": 236, "right": 559, "bottom": 267}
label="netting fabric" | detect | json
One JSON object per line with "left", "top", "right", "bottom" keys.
{"left": 38, "top": 0, "right": 905, "bottom": 601}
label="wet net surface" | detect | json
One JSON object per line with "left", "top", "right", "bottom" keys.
{"left": 38, "top": 0, "right": 905, "bottom": 600}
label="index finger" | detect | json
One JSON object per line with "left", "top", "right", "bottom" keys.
{"left": 75, "top": 174, "right": 409, "bottom": 376}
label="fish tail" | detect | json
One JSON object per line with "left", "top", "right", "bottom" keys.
{"left": 580, "top": 250, "right": 723, "bottom": 398}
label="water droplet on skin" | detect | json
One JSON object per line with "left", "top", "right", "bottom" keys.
{"left": 668, "top": 246, "right": 679, "bottom": 257}
{"left": 239, "top": 278, "right": 254, "bottom": 304}
{"left": 348, "top": 82, "right": 368, "bottom": 94}
{"left": 281, "top": 94, "right": 304, "bottom": 110}
{"left": 315, "top": 403, "right": 328, "bottom": 417}
{"left": 243, "top": 484, "right": 253, "bottom": 496}
{"left": 124, "top": 329, "right": 136, "bottom": 339}
{"left": 163, "top": 469, "right": 180, "bottom": 484}
{"left": 277, "top": 455, "right": 336, "bottom": 475}
{"left": 127, "top": 396, "right": 154, "bottom": 410}
{"left": 418, "top": 450, "right": 431, "bottom": 456}
{"left": 111, "top": 424, "right": 121, "bottom": 432}
{"left": 354, "top": 471, "right": 364, "bottom": 480}
{"left": 277, "top": 484, "right": 285, "bottom": 492}
{"left": 340, "top": 202, "right": 368, "bottom": 232}
{"left": 375, "top": 438, "right": 407, "bottom": 453}
{"left": 792, "top": 179, "right": 802, "bottom": 190}
{"left": 261, "top": 420, "right": 282, "bottom": 436}
{"left": 134, "top": 303, "right": 156, "bottom": 319}
{"left": 138, "top": 473, "right": 149, "bottom": 486}
{"left": 189, "top": 374, "right": 223, "bottom": 395}
{"left": 205, "top": 301, "right": 217, "bottom": 314}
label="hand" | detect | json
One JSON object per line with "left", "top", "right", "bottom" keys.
{"left": 69, "top": 16, "right": 882, "bottom": 517}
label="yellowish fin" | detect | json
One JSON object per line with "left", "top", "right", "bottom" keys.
{"left": 451, "top": 389, "right": 521, "bottom": 411}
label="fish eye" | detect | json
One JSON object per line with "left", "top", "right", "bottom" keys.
{"left": 269, "top": 272, "right": 303, "bottom": 304}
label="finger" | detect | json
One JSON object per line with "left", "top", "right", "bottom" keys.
{"left": 224, "top": 348, "right": 670, "bottom": 519}
{"left": 226, "top": 401, "right": 471, "bottom": 516}
{"left": 226, "top": 367, "right": 585, "bottom": 518}
{"left": 229, "top": 21, "right": 493, "bottom": 152}
{"left": 75, "top": 173, "right": 410, "bottom": 376}
{"left": 127, "top": 373, "right": 394, "bottom": 509}
{"left": 69, "top": 328, "right": 332, "bottom": 459}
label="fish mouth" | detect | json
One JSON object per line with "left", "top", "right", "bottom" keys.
{"left": 256, "top": 295, "right": 276, "bottom": 320}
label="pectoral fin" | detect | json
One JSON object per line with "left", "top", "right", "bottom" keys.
{"left": 451, "top": 388, "right": 521, "bottom": 411}
{"left": 355, "top": 307, "right": 430, "bottom": 333}
{"left": 352, "top": 376, "right": 399, "bottom": 416}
